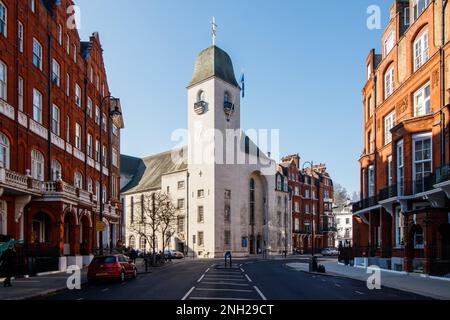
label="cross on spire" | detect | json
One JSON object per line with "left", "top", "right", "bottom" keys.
{"left": 211, "top": 16, "right": 217, "bottom": 46}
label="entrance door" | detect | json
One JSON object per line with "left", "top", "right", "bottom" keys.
{"left": 440, "top": 224, "right": 450, "bottom": 260}
{"left": 249, "top": 236, "right": 255, "bottom": 254}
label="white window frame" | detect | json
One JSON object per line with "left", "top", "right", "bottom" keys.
{"left": 57, "top": 24, "right": 62, "bottom": 46}
{"left": 73, "top": 43, "right": 77, "bottom": 63}
{"left": 394, "top": 207, "right": 404, "bottom": 247}
{"left": 384, "top": 110, "right": 396, "bottom": 145}
{"left": 52, "top": 59, "right": 60, "bottom": 87}
{"left": 31, "top": 149, "right": 44, "bottom": 181}
{"left": 87, "top": 97, "right": 93, "bottom": 118}
{"left": 75, "top": 123, "right": 82, "bottom": 150}
{"left": 95, "top": 140, "right": 100, "bottom": 162}
{"left": 32, "top": 38, "right": 43, "bottom": 70}
{"left": 385, "top": 67, "right": 395, "bottom": 99}
{"left": 66, "top": 34, "right": 70, "bottom": 55}
{"left": 51, "top": 159, "right": 61, "bottom": 181}
{"left": 18, "top": 21, "right": 24, "bottom": 52}
{"left": 30, "top": 0, "right": 35, "bottom": 13}
{"left": 74, "top": 172, "right": 83, "bottom": 189}
{"left": 95, "top": 106, "right": 100, "bottom": 124}
{"left": 0, "top": 1, "right": 7, "bottom": 38}
{"left": 384, "top": 31, "right": 395, "bottom": 57}
{"left": 33, "top": 89, "right": 43, "bottom": 124}
{"left": 66, "top": 116, "right": 70, "bottom": 143}
{"left": 52, "top": 104, "right": 60, "bottom": 136}
{"left": 87, "top": 177, "right": 93, "bottom": 193}
{"left": 397, "top": 140, "right": 405, "bottom": 197}
{"left": 388, "top": 156, "right": 393, "bottom": 187}
{"left": 87, "top": 134, "right": 93, "bottom": 158}
{"left": 0, "top": 60, "right": 6, "bottom": 100}
{"left": 412, "top": 133, "right": 432, "bottom": 194}
{"left": 414, "top": 31, "right": 429, "bottom": 71}
{"left": 18, "top": 76, "right": 24, "bottom": 111}
{"left": 414, "top": 82, "right": 431, "bottom": 117}
{"left": 367, "top": 63, "right": 372, "bottom": 81}
{"left": 66, "top": 74, "right": 70, "bottom": 96}
{"left": 75, "top": 84, "right": 81, "bottom": 107}
{"left": 413, "top": 0, "right": 430, "bottom": 22}
{"left": 0, "top": 132, "right": 10, "bottom": 169}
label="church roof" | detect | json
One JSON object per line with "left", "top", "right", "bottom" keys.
{"left": 120, "top": 148, "right": 187, "bottom": 195}
{"left": 188, "top": 45, "right": 239, "bottom": 88}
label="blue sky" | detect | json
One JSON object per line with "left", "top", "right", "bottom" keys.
{"left": 76, "top": 0, "right": 391, "bottom": 194}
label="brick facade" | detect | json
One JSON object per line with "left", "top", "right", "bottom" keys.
{"left": 354, "top": 0, "right": 450, "bottom": 275}
{"left": 0, "top": 0, "right": 124, "bottom": 272}
{"left": 280, "top": 155, "right": 335, "bottom": 253}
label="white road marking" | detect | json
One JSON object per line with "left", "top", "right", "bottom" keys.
{"left": 245, "top": 274, "right": 253, "bottom": 282}
{"left": 201, "top": 282, "right": 250, "bottom": 287}
{"left": 102, "top": 288, "right": 109, "bottom": 292}
{"left": 205, "top": 268, "right": 210, "bottom": 273}
{"left": 335, "top": 283, "right": 341, "bottom": 288}
{"left": 195, "top": 288, "right": 254, "bottom": 293}
{"left": 355, "top": 291, "right": 364, "bottom": 295}
{"left": 197, "top": 274, "right": 206, "bottom": 283}
{"left": 254, "top": 286, "right": 267, "bottom": 301}
{"left": 240, "top": 268, "right": 245, "bottom": 273}
{"left": 182, "top": 286, "right": 196, "bottom": 301}
{"left": 77, "top": 298, "right": 84, "bottom": 301}
{"left": 189, "top": 297, "right": 255, "bottom": 301}
{"left": 321, "top": 279, "right": 326, "bottom": 283}
{"left": 204, "top": 277, "right": 247, "bottom": 282}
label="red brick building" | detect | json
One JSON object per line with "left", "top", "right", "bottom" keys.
{"left": 281, "top": 155, "right": 335, "bottom": 253}
{"left": 353, "top": 0, "right": 450, "bottom": 276}
{"left": 0, "top": 0, "right": 124, "bottom": 273}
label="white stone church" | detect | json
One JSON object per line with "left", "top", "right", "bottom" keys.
{"left": 120, "top": 39, "right": 292, "bottom": 258}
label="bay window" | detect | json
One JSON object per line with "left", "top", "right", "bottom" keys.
{"left": 368, "top": 165, "right": 375, "bottom": 197}
{"left": 31, "top": 149, "right": 44, "bottom": 181}
{"left": 413, "top": 133, "right": 432, "bottom": 194}
{"left": 397, "top": 140, "right": 404, "bottom": 196}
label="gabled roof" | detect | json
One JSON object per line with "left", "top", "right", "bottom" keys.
{"left": 120, "top": 148, "right": 187, "bottom": 195}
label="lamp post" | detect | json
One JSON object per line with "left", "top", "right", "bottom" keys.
{"left": 98, "top": 95, "right": 121, "bottom": 256}
{"left": 302, "top": 161, "right": 315, "bottom": 259}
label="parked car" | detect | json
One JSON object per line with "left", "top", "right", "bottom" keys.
{"left": 321, "top": 248, "right": 339, "bottom": 256}
{"left": 164, "top": 250, "right": 184, "bottom": 259}
{"left": 87, "top": 255, "right": 137, "bottom": 284}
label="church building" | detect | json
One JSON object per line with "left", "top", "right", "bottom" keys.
{"left": 121, "top": 32, "right": 292, "bottom": 258}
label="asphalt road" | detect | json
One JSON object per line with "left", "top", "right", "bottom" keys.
{"left": 42, "top": 258, "right": 431, "bottom": 300}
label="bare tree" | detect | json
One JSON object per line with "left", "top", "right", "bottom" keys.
{"left": 128, "top": 191, "right": 174, "bottom": 265}
{"left": 334, "top": 183, "right": 349, "bottom": 207}
{"left": 159, "top": 199, "right": 177, "bottom": 256}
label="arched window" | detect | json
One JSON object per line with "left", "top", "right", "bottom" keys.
{"left": 413, "top": 29, "right": 429, "bottom": 71}
{"left": 197, "top": 90, "right": 205, "bottom": 102}
{"left": 224, "top": 91, "right": 231, "bottom": 103}
{"left": 0, "top": 132, "right": 10, "bottom": 169}
{"left": 51, "top": 159, "right": 62, "bottom": 181}
{"left": 87, "top": 177, "right": 93, "bottom": 193}
{"left": 129, "top": 235, "right": 135, "bottom": 249}
{"left": 74, "top": 171, "right": 83, "bottom": 189}
{"left": 31, "top": 149, "right": 44, "bottom": 181}
{"left": 384, "top": 66, "right": 394, "bottom": 99}
{"left": 140, "top": 236, "right": 146, "bottom": 251}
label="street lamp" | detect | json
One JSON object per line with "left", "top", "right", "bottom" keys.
{"left": 302, "top": 161, "right": 315, "bottom": 261}
{"left": 98, "top": 95, "right": 122, "bottom": 256}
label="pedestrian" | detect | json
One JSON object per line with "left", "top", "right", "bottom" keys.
{"left": 129, "top": 248, "right": 137, "bottom": 264}
{"left": 0, "top": 244, "right": 17, "bottom": 288}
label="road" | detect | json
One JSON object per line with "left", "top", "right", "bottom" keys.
{"left": 42, "top": 258, "right": 431, "bottom": 300}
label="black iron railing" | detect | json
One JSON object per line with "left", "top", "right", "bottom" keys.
{"left": 435, "top": 164, "right": 450, "bottom": 185}
{"left": 378, "top": 184, "right": 398, "bottom": 201}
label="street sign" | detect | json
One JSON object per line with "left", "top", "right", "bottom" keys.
{"left": 96, "top": 221, "right": 105, "bottom": 232}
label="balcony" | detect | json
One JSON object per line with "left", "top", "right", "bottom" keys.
{"left": 194, "top": 101, "right": 207, "bottom": 115}
{"left": 352, "top": 195, "right": 379, "bottom": 213}
{"left": 0, "top": 98, "right": 15, "bottom": 120}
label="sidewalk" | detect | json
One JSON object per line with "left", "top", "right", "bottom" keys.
{"left": 0, "top": 269, "right": 88, "bottom": 301}
{"left": 318, "top": 260, "right": 450, "bottom": 300}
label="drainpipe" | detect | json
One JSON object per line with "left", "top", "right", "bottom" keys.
{"left": 442, "top": 0, "right": 448, "bottom": 166}
{"left": 47, "top": 31, "right": 53, "bottom": 181}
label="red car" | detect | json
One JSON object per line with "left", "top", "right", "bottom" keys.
{"left": 87, "top": 255, "right": 137, "bottom": 284}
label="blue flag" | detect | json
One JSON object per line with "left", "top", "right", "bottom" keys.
{"left": 241, "top": 73, "right": 245, "bottom": 98}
